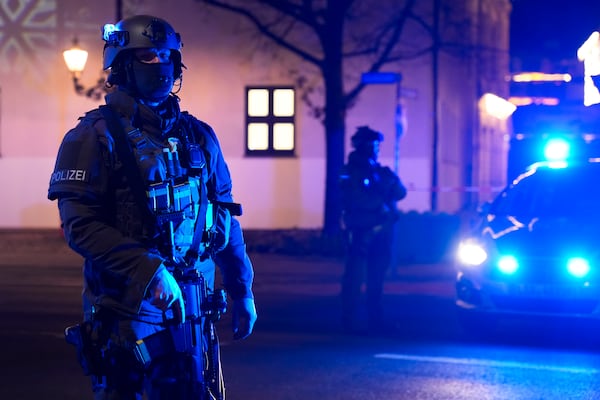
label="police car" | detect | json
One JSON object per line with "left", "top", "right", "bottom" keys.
{"left": 455, "top": 138, "right": 600, "bottom": 330}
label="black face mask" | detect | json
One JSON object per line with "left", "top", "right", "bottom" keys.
{"left": 131, "top": 59, "right": 175, "bottom": 104}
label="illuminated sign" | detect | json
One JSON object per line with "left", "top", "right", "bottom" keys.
{"left": 511, "top": 72, "right": 571, "bottom": 83}
{"left": 577, "top": 31, "right": 600, "bottom": 106}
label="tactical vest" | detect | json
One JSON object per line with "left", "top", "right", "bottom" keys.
{"left": 136, "top": 132, "right": 209, "bottom": 265}
{"left": 101, "top": 106, "right": 213, "bottom": 267}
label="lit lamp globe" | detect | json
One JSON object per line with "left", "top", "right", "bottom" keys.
{"left": 63, "top": 40, "right": 88, "bottom": 77}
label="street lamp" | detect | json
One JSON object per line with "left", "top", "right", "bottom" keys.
{"left": 62, "top": 38, "right": 88, "bottom": 75}
{"left": 63, "top": 37, "right": 108, "bottom": 100}
{"left": 63, "top": 0, "right": 122, "bottom": 100}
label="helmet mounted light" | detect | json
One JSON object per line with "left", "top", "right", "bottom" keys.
{"left": 103, "top": 24, "right": 128, "bottom": 47}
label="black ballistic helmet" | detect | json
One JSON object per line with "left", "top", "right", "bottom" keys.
{"left": 351, "top": 126, "right": 384, "bottom": 148}
{"left": 102, "top": 15, "right": 183, "bottom": 79}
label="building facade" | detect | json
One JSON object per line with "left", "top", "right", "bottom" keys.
{"left": 0, "top": 0, "right": 511, "bottom": 229}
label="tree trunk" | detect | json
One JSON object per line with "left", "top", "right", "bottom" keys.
{"left": 322, "top": 97, "right": 345, "bottom": 235}
{"left": 321, "top": 3, "right": 346, "bottom": 235}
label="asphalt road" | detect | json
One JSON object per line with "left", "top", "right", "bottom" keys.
{"left": 2, "top": 231, "right": 600, "bottom": 399}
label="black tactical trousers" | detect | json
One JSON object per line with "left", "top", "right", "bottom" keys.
{"left": 341, "top": 223, "right": 394, "bottom": 331}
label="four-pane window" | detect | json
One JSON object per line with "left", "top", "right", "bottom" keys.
{"left": 246, "top": 87, "right": 295, "bottom": 156}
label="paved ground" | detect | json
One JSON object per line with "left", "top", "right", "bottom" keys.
{"left": 0, "top": 229, "right": 461, "bottom": 400}
{"left": 0, "top": 229, "right": 455, "bottom": 296}
{"left": 5, "top": 231, "right": 600, "bottom": 400}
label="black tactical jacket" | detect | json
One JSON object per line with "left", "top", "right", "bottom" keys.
{"left": 48, "top": 90, "right": 254, "bottom": 316}
{"left": 339, "top": 151, "right": 407, "bottom": 229}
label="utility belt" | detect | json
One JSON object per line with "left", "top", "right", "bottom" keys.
{"left": 65, "top": 269, "right": 227, "bottom": 398}
{"left": 64, "top": 285, "right": 227, "bottom": 375}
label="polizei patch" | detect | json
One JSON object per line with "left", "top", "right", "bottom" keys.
{"left": 50, "top": 169, "right": 89, "bottom": 184}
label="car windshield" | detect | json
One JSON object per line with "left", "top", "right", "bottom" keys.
{"left": 491, "top": 164, "right": 600, "bottom": 219}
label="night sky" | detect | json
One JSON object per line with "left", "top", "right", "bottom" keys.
{"left": 511, "top": 0, "right": 600, "bottom": 68}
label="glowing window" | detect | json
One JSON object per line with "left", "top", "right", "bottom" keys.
{"left": 247, "top": 89, "right": 269, "bottom": 116}
{"left": 248, "top": 123, "right": 269, "bottom": 150}
{"left": 246, "top": 86, "right": 296, "bottom": 156}
{"left": 273, "top": 123, "right": 294, "bottom": 150}
{"left": 273, "top": 89, "right": 294, "bottom": 116}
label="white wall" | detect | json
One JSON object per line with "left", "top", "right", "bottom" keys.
{"left": 0, "top": 158, "right": 60, "bottom": 227}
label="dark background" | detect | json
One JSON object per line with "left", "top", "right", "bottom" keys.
{"left": 511, "top": 0, "right": 600, "bottom": 68}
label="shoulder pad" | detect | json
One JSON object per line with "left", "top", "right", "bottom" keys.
{"left": 78, "top": 108, "right": 104, "bottom": 125}
{"left": 180, "top": 113, "right": 217, "bottom": 144}
{"left": 48, "top": 115, "right": 109, "bottom": 200}
{"left": 181, "top": 112, "right": 212, "bottom": 131}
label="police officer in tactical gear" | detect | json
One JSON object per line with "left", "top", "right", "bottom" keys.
{"left": 48, "top": 15, "right": 257, "bottom": 399}
{"left": 339, "top": 126, "right": 407, "bottom": 333}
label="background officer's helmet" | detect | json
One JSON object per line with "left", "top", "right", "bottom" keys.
{"left": 351, "top": 126, "right": 384, "bottom": 149}
{"left": 102, "top": 15, "right": 184, "bottom": 80}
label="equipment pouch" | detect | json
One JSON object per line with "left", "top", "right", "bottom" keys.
{"left": 205, "top": 204, "right": 231, "bottom": 254}
{"left": 133, "top": 328, "right": 176, "bottom": 368}
{"left": 147, "top": 181, "right": 171, "bottom": 212}
{"left": 64, "top": 322, "right": 107, "bottom": 376}
{"left": 186, "top": 143, "right": 206, "bottom": 169}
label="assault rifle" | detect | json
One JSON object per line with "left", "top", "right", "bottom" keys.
{"left": 133, "top": 265, "right": 227, "bottom": 399}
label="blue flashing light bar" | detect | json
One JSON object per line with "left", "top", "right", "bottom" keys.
{"left": 497, "top": 255, "right": 519, "bottom": 275}
{"left": 543, "top": 137, "right": 570, "bottom": 161}
{"left": 567, "top": 257, "right": 591, "bottom": 278}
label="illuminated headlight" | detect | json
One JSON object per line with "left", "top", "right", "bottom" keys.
{"left": 567, "top": 257, "right": 590, "bottom": 278}
{"left": 497, "top": 255, "right": 519, "bottom": 275}
{"left": 457, "top": 241, "right": 488, "bottom": 266}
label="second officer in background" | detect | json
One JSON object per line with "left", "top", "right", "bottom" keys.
{"left": 339, "top": 126, "right": 407, "bottom": 333}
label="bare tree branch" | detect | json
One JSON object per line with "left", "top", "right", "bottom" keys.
{"left": 194, "top": 0, "right": 492, "bottom": 233}
{"left": 201, "top": 0, "right": 324, "bottom": 66}
{"left": 344, "top": 0, "right": 417, "bottom": 107}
